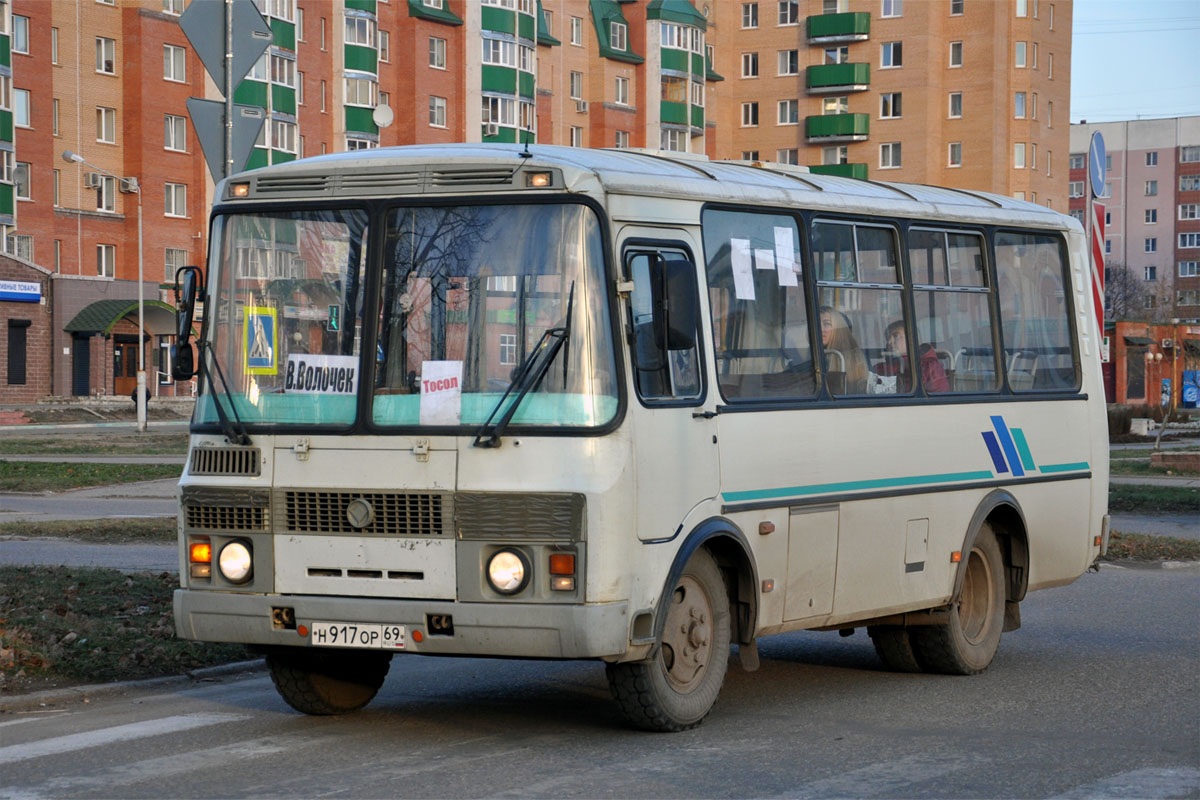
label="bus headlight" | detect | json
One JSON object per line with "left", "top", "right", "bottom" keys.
{"left": 486, "top": 549, "right": 530, "bottom": 595}
{"left": 218, "top": 540, "right": 253, "bottom": 584}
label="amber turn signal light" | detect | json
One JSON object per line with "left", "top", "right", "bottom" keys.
{"left": 189, "top": 540, "right": 212, "bottom": 563}
{"left": 549, "top": 554, "right": 575, "bottom": 575}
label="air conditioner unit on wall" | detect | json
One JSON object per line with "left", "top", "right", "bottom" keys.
{"left": 1162, "top": 338, "right": 1174, "bottom": 349}
{"left": 575, "top": 100, "right": 589, "bottom": 113}
{"left": 483, "top": 123, "right": 499, "bottom": 137}
{"left": 84, "top": 172, "right": 103, "bottom": 189}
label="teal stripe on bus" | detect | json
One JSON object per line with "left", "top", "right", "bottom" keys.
{"left": 721, "top": 470, "right": 996, "bottom": 503}
{"left": 1038, "top": 461, "right": 1091, "bottom": 473}
{"left": 1011, "top": 427, "right": 1037, "bottom": 472}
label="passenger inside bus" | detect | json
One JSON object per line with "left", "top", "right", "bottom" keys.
{"left": 874, "top": 319, "right": 950, "bottom": 393}
{"left": 820, "top": 306, "right": 868, "bottom": 395}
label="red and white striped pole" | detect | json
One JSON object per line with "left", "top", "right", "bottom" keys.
{"left": 1091, "top": 199, "right": 1106, "bottom": 355}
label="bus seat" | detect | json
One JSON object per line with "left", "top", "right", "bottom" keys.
{"left": 1007, "top": 351, "right": 1038, "bottom": 391}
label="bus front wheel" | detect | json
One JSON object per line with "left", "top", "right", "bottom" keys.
{"left": 606, "top": 548, "right": 731, "bottom": 732}
{"left": 267, "top": 649, "right": 392, "bottom": 715}
{"left": 911, "top": 524, "right": 1006, "bottom": 675}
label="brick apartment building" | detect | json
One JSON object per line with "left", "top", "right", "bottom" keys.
{"left": 0, "top": 0, "right": 1073, "bottom": 402}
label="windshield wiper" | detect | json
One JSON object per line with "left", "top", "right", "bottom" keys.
{"left": 473, "top": 281, "right": 574, "bottom": 449}
{"left": 197, "top": 341, "right": 252, "bottom": 446}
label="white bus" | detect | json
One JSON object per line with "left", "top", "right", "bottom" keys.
{"left": 172, "top": 144, "right": 1109, "bottom": 731}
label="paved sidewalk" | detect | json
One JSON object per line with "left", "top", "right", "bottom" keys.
{"left": 1110, "top": 475, "right": 1200, "bottom": 488}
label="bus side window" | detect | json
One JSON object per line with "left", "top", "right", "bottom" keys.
{"left": 625, "top": 250, "right": 702, "bottom": 403}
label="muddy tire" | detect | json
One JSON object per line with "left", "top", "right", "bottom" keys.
{"left": 606, "top": 549, "right": 731, "bottom": 732}
{"left": 911, "top": 525, "right": 1006, "bottom": 675}
{"left": 867, "top": 625, "right": 923, "bottom": 672}
{"left": 267, "top": 649, "right": 392, "bottom": 715}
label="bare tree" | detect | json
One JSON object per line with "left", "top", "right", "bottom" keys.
{"left": 1104, "top": 262, "right": 1149, "bottom": 321}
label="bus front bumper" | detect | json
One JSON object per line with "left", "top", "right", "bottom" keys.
{"left": 174, "top": 590, "right": 631, "bottom": 660}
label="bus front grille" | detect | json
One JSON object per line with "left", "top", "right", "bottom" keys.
{"left": 185, "top": 504, "right": 268, "bottom": 531}
{"left": 190, "top": 447, "right": 261, "bottom": 477}
{"left": 281, "top": 491, "right": 449, "bottom": 537}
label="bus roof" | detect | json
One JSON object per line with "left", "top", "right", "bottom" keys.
{"left": 225, "top": 143, "right": 1077, "bottom": 231}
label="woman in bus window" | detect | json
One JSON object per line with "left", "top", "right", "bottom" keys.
{"left": 874, "top": 319, "right": 950, "bottom": 393}
{"left": 820, "top": 306, "right": 868, "bottom": 395}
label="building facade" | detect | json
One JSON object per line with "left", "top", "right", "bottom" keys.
{"left": 1070, "top": 116, "right": 1200, "bottom": 323}
{"left": 1, "top": 0, "right": 1073, "bottom": 402}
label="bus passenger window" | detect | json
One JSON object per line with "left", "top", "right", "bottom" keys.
{"left": 700, "top": 209, "right": 815, "bottom": 402}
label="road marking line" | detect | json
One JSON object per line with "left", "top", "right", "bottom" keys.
{"left": 0, "top": 712, "right": 247, "bottom": 766}
{"left": 1050, "top": 767, "right": 1200, "bottom": 799}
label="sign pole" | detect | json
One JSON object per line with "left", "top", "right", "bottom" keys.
{"left": 225, "top": 0, "right": 234, "bottom": 179}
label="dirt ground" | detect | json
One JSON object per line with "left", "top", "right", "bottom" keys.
{"left": 19, "top": 405, "right": 191, "bottom": 425}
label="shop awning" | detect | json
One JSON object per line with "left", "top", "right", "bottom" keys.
{"left": 64, "top": 299, "right": 177, "bottom": 336}
{"left": 1183, "top": 339, "right": 1200, "bottom": 356}
{"left": 1122, "top": 336, "right": 1153, "bottom": 346}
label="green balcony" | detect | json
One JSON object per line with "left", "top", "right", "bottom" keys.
{"left": 805, "top": 113, "right": 869, "bottom": 142}
{"left": 806, "top": 63, "right": 870, "bottom": 93}
{"left": 806, "top": 12, "right": 870, "bottom": 43}
{"left": 808, "top": 163, "right": 868, "bottom": 180}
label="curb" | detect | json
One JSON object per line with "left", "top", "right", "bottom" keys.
{"left": 0, "top": 659, "right": 266, "bottom": 714}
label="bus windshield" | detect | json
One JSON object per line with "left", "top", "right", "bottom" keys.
{"left": 195, "top": 202, "right": 619, "bottom": 431}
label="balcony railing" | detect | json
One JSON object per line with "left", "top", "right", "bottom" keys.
{"left": 806, "top": 63, "right": 870, "bottom": 93}
{"left": 807, "top": 12, "right": 870, "bottom": 43}
{"left": 805, "top": 113, "right": 870, "bottom": 142}
{"left": 808, "top": 163, "right": 868, "bottom": 180}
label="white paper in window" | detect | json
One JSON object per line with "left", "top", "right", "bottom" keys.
{"left": 419, "top": 360, "right": 464, "bottom": 425}
{"left": 754, "top": 248, "right": 775, "bottom": 271}
{"left": 730, "top": 238, "right": 755, "bottom": 301}
{"left": 775, "top": 226, "right": 799, "bottom": 287}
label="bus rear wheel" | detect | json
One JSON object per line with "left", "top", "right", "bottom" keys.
{"left": 267, "top": 649, "right": 392, "bottom": 715}
{"left": 867, "top": 625, "right": 922, "bottom": 672}
{"left": 911, "top": 525, "right": 1006, "bottom": 675}
{"left": 606, "top": 549, "right": 731, "bottom": 732}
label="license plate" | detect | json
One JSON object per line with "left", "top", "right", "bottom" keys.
{"left": 309, "top": 621, "right": 406, "bottom": 650}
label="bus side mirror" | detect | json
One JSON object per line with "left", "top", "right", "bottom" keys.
{"left": 172, "top": 266, "right": 202, "bottom": 380}
{"left": 654, "top": 256, "right": 698, "bottom": 351}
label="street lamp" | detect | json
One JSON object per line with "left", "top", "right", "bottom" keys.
{"left": 1154, "top": 318, "right": 1181, "bottom": 451}
{"left": 62, "top": 150, "right": 146, "bottom": 433}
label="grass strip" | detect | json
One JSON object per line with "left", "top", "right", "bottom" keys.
{"left": 1110, "top": 460, "right": 1200, "bottom": 477}
{"left": 0, "top": 518, "right": 175, "bottom": 544}
{"left": 1108, "top": 484, "right": 1200, "bottom": 513}
{"left": 0, "top": 566, "right": 248, "bottom": 694}
{"left": 1101, "top": 532, "right": 1200, "bottom": 562}
{"left": 0, "top": 462, "right": 181, "bottom": 492}
{"left": 0, "top": 434, "right": 189, "bottom": 456}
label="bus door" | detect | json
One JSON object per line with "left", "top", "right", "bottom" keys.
{"left": 620, "top": 232, "right": 720, "bottom": 542}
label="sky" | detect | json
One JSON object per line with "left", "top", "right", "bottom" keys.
{"left": 1070, "top": 0, "right": 1200, "bottom": 123}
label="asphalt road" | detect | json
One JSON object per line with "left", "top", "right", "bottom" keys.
{"left": 0, "top": 563, "right": 1196, "bottom": 799}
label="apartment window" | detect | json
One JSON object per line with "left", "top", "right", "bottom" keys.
{"left": 823, "top": 0, "right": 845, "bottom": 12}
{"left": 822, "top": 96, "right": 848, "bottom": 115}
{"left": 1047, "top": 151, "right": 1052, "bottom": 177}
{"left": 165, "top": 114, "right": 186, "bottom": 151}
{"left": 271, "top": 54, "right": 295, "bottom": 88}
{"left": 376, "top": 30, "right": 389, "bottom": 62}
{"left": 1014, "top": 92, "right": 1026, "bottom": 119}
{"left": 164, "top": 44, "right": 186, "bottom": 82}
{"left": 741, "top": 102, "right": 759, "bottom": 126}
{"left": 1180, "top": 289, "right": 1200, "bottom": 306}
{"left": 1069, "top": 154, "right": 1084, "bottom": 170}
{"left": 1048, "top": 53, "right": 1053, "bottom": 79}
{"left": 429, "top": 96, "right": 446, "bottom": 127}
{"left": 345, "top": 16, "right": 376, "bottom": 47}
{"left": 321, "top": 17, "right": 327, "bottom": 50}
{"left": 1047, "top": 101, "right": 1053, "bottom": 127}
{"left": 297, "top": 71, "right": 304, "bottom": 104}
{"left": 690, "top": 79, "right": 705, "bottom": 106}
{"left": 379, "top": 91, "right": 389, "bottom": 109}
{"left": 661, "top": 128, "right": 686, "bottom": 152}
{"left": 14, "top": 89, "right": 30, "bottom": 128}
{"left": 344, "top": 76, "right": 377, "bottom": 107}
{"left": 482, "top": 38, "right": 516, "bottom": 67}
{"left": 825, "top": 46, "right": 849, "bottom": 64}
{"left": 1180, "top": 233, "right": 1200, "bottom": 249}
{"left": 951, "top": 0, "right": 964, "bottom": 14}
{"left": 615, "top": 131, "right": 630, "bottom": 149}
{"left": 164, "top": 183, "right": 187, "bottom": 217}
{"left": 949, "top": 142, "right": 962, "bottom": 167}
{"left": 271, "top": 120, "right": 296, "bottom": 153}
{"left": 429, "top": 37, "right": 446, "bottom": 68}
{"left": 346, "top": 138, "right": 376, "bottom": 151}
{"left": 822, "top": 145, "right": 847, "bottom": 165}
{"left": 880, "top": 92, "right": 901, "bottom": 118}
{"left": 52, "top": 27, "right": 59, "bottom": 64}
{"left": 52, "top": 99, "right": 59, "bottom": 136}
{"left": 1145, "top": 180, "right": 1158, "bottom": 196}
{"left": 498, "top": 334, "right": 517, "bottom": 366}
{"left": 742, "top": 52, "right": 759, "bottom": 77}
{"left": 615, "top": 76, "right": 629, "bottom": 105}
{"left": 53, "top": 169, "right": 60, "bottom": 205}
{"left": 1181, "top": 146, "right": 1200, "bottom": 163}
{"left": 778, "top": 99, "right": 799, "bottom": 125}
{"left": 97, "top": 37, "right": 116, "bottom": 74}
{"left": 1013, "top": 192, "right": 1025, "bottom": 201}
{"left": 739, "top": 150, "right": 758, "bottom": 160}
{"left": 1144, "top": 266, "right": 1156, "bottom": 281}
{"left": 778, "top": 1, "right": 799, "bottom": 25}
{"left": 777, "top": 149, "right": 798, "bottom": 165}
{"left": 1015, "top": 41, "right": 1026, "bottom": 68}
{"left": 267, "top": 0, "right": 295, "bottom": 20}
{"left": 14, "top": 162, "right": 30, "bottom": 200}
{"left": 882, "top": 41, "right": 902, "bottom": 68}
{"left": 1145, "top": 209, "right": 1157, "bottom": 224}
{"left": 248, "top": 52, "right": 269, "bottom": 81}
{"left": 1049, "top": 3, "right": 1055, "bottom": 27}
{"left": 570, "top": 126, "right": 583, "bottom": 147}
{"left": 165, "top": 248, "right": 188, "bottom": 282}
{"left": 97, "top": 244, "right": 115, "bottom": 278}
{"left": 1014, "top": 142, "right": 1026, "bottom": 169}
{"left": 880, "top": 142, "right": 901, "bottom": 168}
{"left": 1180, "top": 261, "right": 1199, "bottom": 277}
{"left": 948, "top": 92, "right": 962, "bottom": 118}
{"left": 1142, "top": 151, "right": 1158, "bottom": 167}
{"left": 570, "top": 16, "right": 583, "bottom": 45}
{"left": 97, "top": 107, "right": 116, "bottom": 144}
{"left": 297, "top": 7, "right": 305, "bottom": 40}
{"left": 949, "top": 41, "right": 962, "bottom": 67}
{"left": 1145, "top": 238, "right": 1157, "bottom": 253}
{"left": 320, "top": 80, "right": 327, "bottom": 112}
{"left": 882, "top": 0, "right": 902, "bottom": 16}
{"left": 569, "top": 71, "right": 583, "bottom": 100}
{"left": 611, "top": 21, "right": 627, "bottom": 51}
{"left": 1180, "top": 204, "right": 1199, "bottom": 220}
{"left": 1016, "top": 0, "right": 1027, "bottom": 16}
{"left": 1105, "top": 240, "right": 1111, "bottom": 254}
{"left": 778, "top": 49, "right": 799, "bottom": 75}
{"left": 1183, "top": 176, "right": 1200, "bottom": 191}
{"left": 13, "top": 16, "right": 28, "bottom": 54}
{"left": 7, "top": 236, "right": 32, "bottom": 266}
